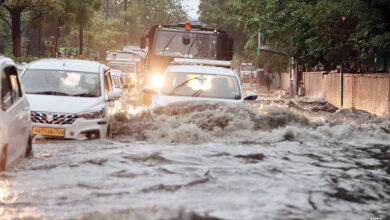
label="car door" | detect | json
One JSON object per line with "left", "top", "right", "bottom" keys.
{"left": 1, "top": 65, "right": 29, "bottom": 165}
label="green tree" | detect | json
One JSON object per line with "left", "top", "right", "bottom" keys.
{"left": 232, "top": 0, "right": 390, "bottom": 72}
{"left": 199, "top": 0, "right": 248, "bottom": 67}
{"left": 0, "top": 0, "right": 52, "bottom": 57}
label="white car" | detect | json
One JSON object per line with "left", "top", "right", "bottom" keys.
{"left": 0, "top": 56, "right": 32, "bottom": 171}
{"left": 143, "top": 59, "right": 258, "bottom": 108}
{"left": 21, "top": 59, "right": 120, "bottom": 139}
{"left": 110, "top": 69, "right": 125, "bottom": 94}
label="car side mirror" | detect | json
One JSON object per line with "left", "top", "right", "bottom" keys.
{"left": 143, "top": 85, "right": 157, "bottom": 94}
{"left": 245, "top": 90, "right": 258, "bottom": 101}
{"left": 107, "top": 91, "right": 120, "bottom": 101}
{"left": 140, "top": 37, "right": 146, "bottom": 49}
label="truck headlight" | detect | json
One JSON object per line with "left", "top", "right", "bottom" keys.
{"left": 77, "top": 109, "right": 105, "bottom": 119}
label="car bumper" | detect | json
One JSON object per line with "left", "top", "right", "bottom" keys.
{"left": 32, "top": 118, "right": 108, "bottom": 139}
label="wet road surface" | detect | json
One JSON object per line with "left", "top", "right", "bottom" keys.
{"left": 1, "top": 91, "right": 390, "bottom": 220}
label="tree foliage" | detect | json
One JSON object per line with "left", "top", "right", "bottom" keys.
{"left": 0, "top": 0, "right": 187, "bottom": 59}
{"left": 231, "top": 0, "right": 390, "bottom": 72}
{"left": 199, "top": 0, "right": 248, "bottom": 67}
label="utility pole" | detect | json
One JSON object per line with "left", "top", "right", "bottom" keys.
{"left": 123, "top": 0, "right": 127, "bottom": 46}
{"left": 340, "top": 63, "right": 344, "bottom": 107}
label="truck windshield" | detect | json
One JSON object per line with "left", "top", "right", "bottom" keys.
{"left": 110, "top": 63, "right": 136, "bottom": 73}
{"left": 154, "top": 30, "right": 217, "bottom": 59}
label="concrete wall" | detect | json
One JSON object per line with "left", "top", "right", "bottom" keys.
{"left": 303, "top": 72, "right": 390, "bottom": 116}
{"left": 281, "top": 72, "right": 290, "bottom": 90}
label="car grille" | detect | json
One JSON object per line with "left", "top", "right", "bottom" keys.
{"left": 31, "top": 111, "right": 77, "bottom": 125}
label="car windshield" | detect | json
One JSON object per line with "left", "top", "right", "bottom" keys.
{"left": 154, "top": 30, "right": 217, "bottom": 59}
{"left": 161, "top": 72, "right": 241, "bottom": 100}
{"left": 22, "top": 69, "right": 101, "bottom": 97}
{"left": 110, "top": 63, "right": 135, "bottom": 73}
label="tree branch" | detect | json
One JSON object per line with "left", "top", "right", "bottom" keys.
{"left": 0, "top": 10, "right": 11, "bottom": 29}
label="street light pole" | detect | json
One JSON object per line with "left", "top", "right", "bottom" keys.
{"left": 340, "top": 63, "right": 343, "bottom": 107}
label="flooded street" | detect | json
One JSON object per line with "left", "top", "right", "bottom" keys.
{"left": 1, "top": 91, "right": 390, "bottom": 220}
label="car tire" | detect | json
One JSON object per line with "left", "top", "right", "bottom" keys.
{"left": 25, "top": 136, "right": 33, "bottom": 158}
{"left": 0, "top": 144, "right": 8, "bottom": 171}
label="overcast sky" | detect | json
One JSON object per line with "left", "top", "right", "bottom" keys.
{"left": 182, "top": 0, "right": 200, "bottom": 19}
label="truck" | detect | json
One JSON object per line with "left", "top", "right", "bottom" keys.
{"left": 106, "top": 50, "right": 144, "bottom": 88}
{"left": 139, "top": 22, "right": 234, "bottom": 105}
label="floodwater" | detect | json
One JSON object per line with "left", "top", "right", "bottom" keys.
{"left": 1, "top": 91, "right": 390, "bottom": 220}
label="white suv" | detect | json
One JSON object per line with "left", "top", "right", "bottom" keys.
{"left": 0, "top": 56, "right": 32, "bottom": 171}
{"left": 143, "top": 58, "right": 258, "bottom": 107}
{"left": 21, "top": 59, "right": 120, "bottom": 139}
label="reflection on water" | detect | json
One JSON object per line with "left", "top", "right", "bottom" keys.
{"left": 0, "top": 95, "right": 389, "bottom": 219}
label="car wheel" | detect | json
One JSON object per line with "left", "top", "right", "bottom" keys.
{"left": 25, "top": 136, "right": 33, "bottom": 158}
{"left": 0, "top": 144, "right": 8, "bottom": 171}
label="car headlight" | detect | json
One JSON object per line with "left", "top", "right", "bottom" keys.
{"left": 151, "top": 74, "right": 163, "bottom": 89}
{"left": 77, "top": 109, "right": 105, "bottom": 120}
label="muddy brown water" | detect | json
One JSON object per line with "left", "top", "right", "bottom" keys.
{"left": 1, "top": 93, "right": 389, "bottom": 220}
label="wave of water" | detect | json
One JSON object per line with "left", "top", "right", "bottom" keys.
{"left": 1, "top": 95, "right": 389, "bottom": 220}
{"left": 114, "top": 101, "right": 390, "bottom": 145}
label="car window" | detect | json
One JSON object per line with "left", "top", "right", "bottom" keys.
{"left": 9, "top": 67, "right": 22, "bottom": 102}
{"left": 1, "top": 66, "right": 18, "bottom": 111}
{"left": 104, "top": 71, "right": 113, "bottom": 95}
{"left": 112, "top": 75, "right": 120, "bottom": 88}
{"left": 161, "top": 72, "right": 241, "bottom": 100}
{"left": 22, "top": 69, "right": 101, "bottom": 97}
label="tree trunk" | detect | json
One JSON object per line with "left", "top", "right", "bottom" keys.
{"left": 26, "top": 30, "right": 34, "bottom": 57}
{"left": 105, "top": 0, "right": 109, "bottom": 20}
{"left": 123, "top": 0, "right": 127, "bottom": 46}
{"left": 10, "top": 8, "right": 22, "bottom": 57}
{"left": 54, "top": 21, "right": 61, "bottom": 58}
{"left": 38, "top": 23, "right": 42, "bottom": 57}
{"left": 79, "top": 26, "right": 83, "bottom": 59}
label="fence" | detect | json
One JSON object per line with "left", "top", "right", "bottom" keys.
{"left": 303, "top": 72, "right": 390, "bottom": 116}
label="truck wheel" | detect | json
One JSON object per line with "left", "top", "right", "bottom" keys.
{"left": 0, "top": 144, "right": 8, "bottom": 171}
{"left": 25, "top": 136, "right": 33, "bottom": 158}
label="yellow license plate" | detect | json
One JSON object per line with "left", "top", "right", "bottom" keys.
{"left": 32, "top": 127, "right": 65, "bottom": 137}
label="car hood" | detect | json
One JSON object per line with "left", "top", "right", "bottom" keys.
{"left": 27, "top": 94, "right": 105, "bottom": 114}
{"left": 152, "top": 95, "right": 244, "bottom": 108}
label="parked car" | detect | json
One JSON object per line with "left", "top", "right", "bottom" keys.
{"left": 143, "top": 58, "right": 257, "bottom": 108}
{"left": 0, "top": 56, "right": 32, "bottom": 171}
{"left": 20, "top": 59, "right": 120, "bottom": 139}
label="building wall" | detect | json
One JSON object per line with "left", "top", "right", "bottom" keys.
{"left": 303, "top": 72, "right": 390, "bottom": 116}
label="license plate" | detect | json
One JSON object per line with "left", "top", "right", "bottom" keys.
{"left": 32, "top": 127, "right": 65, "bottom": 137}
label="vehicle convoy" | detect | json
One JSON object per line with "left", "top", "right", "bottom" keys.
{"left": 139, "top": 22, "right": 233, "bottom": 105}
{"left": 20, "top": 59, "right": 120, "bottom": 139}
{"left": 0, "top": 56, "right": 32, "bottom": 171}
{"left": 106, "top": 50, "right": 143, "bottom": 88}
{"left": 143, "top": 58, "right": 258, "bottom": 108}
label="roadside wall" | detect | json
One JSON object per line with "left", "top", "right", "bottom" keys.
{"left": 303, "top": 72, "right": 390, "bottom": 116}
{"left": 281, "top": 72, "right": 290, "bottom": 90}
